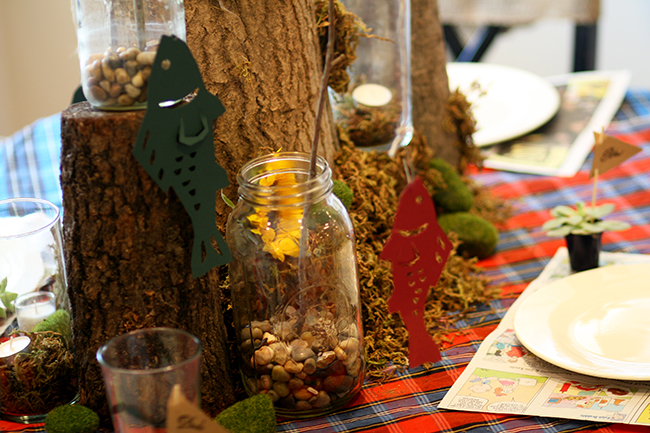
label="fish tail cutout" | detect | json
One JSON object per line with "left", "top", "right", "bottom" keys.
{"left": 404, "top": 317, "right": 442, "bottom": 366}
{"left": 179, "top": 115, "right": 210, "bottom": 146}
{"left": 191, "top": 224, "right": 232, "bottom": 278}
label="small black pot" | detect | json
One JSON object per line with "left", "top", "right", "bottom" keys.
{"left": 565, "top": 233, "right": 602, "bottom": 272}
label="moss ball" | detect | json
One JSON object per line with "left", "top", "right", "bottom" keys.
{"left": 332, "top": 179, "right": 354, "bottom": 210}
{"left": 438, "top": 212, "right": 498, "bottom": 259}
{"left": 215, "top": 394, "right": 276, "bottom": 433}
{"left": 45, "top": 404, "right": 99, "bottom": 433}
{"left": 430, "top": 158, "right": 473, "bottom": 213}
{"left": 33, "top": 309, "right": 72, "bottom": 344}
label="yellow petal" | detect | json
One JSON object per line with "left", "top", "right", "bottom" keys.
{"left": 278, "top": 236, "right": 300, "bottom": 258}
{"left": 263, "top": 241, "right": 285, "bottom": 262}
{"left": 261, "top": 227, "right": 276, "bottom": 243}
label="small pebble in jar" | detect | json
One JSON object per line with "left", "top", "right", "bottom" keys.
{"left": 81, "top": 45, "right": 157, "bottom": 109}
{"left": 240, "top": 320, "right": 364, "bottom": 413}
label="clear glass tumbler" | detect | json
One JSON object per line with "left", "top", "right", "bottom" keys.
{"left": 97, "top": 327, "right": 202, "bottom": 432}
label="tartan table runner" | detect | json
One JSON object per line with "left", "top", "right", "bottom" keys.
{"left": 279, "top": 89, "right": 650, "bottom": 433}
{"left": 2, "top": 89, "right": 650, "bottom": 432}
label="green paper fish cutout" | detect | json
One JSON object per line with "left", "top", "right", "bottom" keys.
{"left": 134, "top": 35, "right": 232, "bottom": 278}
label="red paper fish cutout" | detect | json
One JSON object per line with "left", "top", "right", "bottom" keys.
{"left": 381, "top": 177, "right": 451, "bottom": 367}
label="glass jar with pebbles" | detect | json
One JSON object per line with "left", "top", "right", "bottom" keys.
{"left": 226, "top": 152, "right": 365, "bottom": 418}
{"left": 72, "top": 0, "right": 186, "bottom": 110}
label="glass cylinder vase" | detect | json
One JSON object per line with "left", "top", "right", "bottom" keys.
{"left": 226, "top": 152, "right": 364, "bottom": 418}
{"left": 331, "top": 0, "right": 413, "bottom": 154}
{"left": 72, "top": 0, "right": 186, "bottom": 110}
{"left": 0, "top": 198, "right": 75, "bottom": 423}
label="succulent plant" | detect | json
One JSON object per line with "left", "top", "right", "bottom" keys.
{"left": 542, "top": 201, "right": 630, "bottom": 237}
{"left": 0, "top": 278, "right": 17, "bottom": 319}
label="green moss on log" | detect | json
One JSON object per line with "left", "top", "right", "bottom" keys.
{"left": 430, "top": 158, "right": 473, "bottom": 212}
{"left": 332, "top": 179, "right": 354, "bottom": 210}
{"left": 438, "top": 212, "right": 498, "bottom": 259}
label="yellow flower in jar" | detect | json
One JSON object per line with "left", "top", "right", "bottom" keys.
{"left": 247, "top": 159, "right": 305, "bottom": 262}
{"left": 246, "top": 212, "right": 269, "bottom": 235}
{"left": 259, "top": 159, "right": 297, "bottom": 188}
{"left": 254, "top": 214, "right": 301, "bottom": 262}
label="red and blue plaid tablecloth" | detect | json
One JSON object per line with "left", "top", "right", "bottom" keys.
{"left": 2, "top": 89, "right": 650, "bottom": 432}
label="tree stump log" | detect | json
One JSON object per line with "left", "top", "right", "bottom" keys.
{"left": 411, "top": 0, "right": 461, "bottom": 167}
{"left": 183, "top": 0, "right": 338, "bottom": 222}
{"left": 61, "top": 102, "right": 236, "bottom": 421}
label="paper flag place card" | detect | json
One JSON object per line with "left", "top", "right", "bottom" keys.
{"left": 381, "top": 177, "right": 451, "bottom": 367}
{"left": 167, "top": 384, "right": 231, "bottom": 433}
{"left": 590, "top": 132, "right": 642, "bottom": 178}
{"left": 134, "top": 35, "right": 232, "bottom": 278}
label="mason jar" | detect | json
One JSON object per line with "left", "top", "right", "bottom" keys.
{"left": 226, "top": 152, "right": 364, "bottom": 418}
{"left": 72, "top": 0, "right": 186, "bottom": 110}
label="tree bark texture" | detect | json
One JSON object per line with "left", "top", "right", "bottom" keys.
{"left": 411, "top": 0, "right": 461, "bottom": 166}
{"left": 183, "top": 0, "right": 338, "bottom": 221}
{"left": 61, "top": 102, "right": 236, "bottom": 420}
{"left": 62, "top": 0, "right": 340, "bottom": 422}
{"left": 60, "top": 0, "right": 455, "bottom": 423}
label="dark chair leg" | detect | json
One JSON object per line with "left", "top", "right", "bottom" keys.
{"left": 574, "top": 24, "right": 597, "bottom": 72}
{"left": 443, "top": 25, "right": 465, "bottom": 59}
{"left": 457, "top": 26, "right": 506, "bottom": 62}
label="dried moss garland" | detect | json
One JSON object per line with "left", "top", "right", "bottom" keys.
{"left": 0, "top": 332, "right": 76, "bottom": 415}
{"left": 445, "top": 88, "right": 484, "bottom": 173}
{"left": 315, "top": 0, "right": 367, "bottom": 94}
{"left": 333, "top": 134, "right": 503, "bottom": 380}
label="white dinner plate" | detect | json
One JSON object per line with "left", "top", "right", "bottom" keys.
{"left": 446, "top": 62, "right": 561, "bottom": 147}
{"left": 514, "top": 264, "right": 650, "bottom": 380}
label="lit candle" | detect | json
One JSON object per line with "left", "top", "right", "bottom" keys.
{"left": 0, "top": 335, "right": 31, "bottom": 364}
{"left": 15, "top": 291, "right": 56, "bottom": 332}
{"left": 352, "top": 83, "right": 393, "bottom": 107}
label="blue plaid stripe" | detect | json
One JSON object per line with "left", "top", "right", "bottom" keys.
{"left": 614, "top": 88, "right": 650, "bottom": 122}
{"left": 0, "top": 113, "right": 62, "bottom": 208}
{"left": 3, "top": 91, "right": 650, "bottom": 433}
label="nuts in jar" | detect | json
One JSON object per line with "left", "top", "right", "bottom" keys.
{"left": 82, "top": 46, "right": 155, "bottom": 109}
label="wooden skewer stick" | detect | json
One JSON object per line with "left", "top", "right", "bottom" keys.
{"left": 299, "top": 0, "right": 337, "bottom": 282}
{"left": 590, "top": 126, "right": 605, "bottom": 222}
{"left": 308, "top": 0, "right": 337, "bottom": 180}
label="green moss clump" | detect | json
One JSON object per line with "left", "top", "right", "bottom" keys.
{"left": 332, "top": 179, "right": 354, "bottom": 210}
{"left": 215, "top": 394, "right": 276, "bottom": 433}
{"left": 438, "top": 212, "right": 498, "bottom": 259}
{"left": 430, "top": 158, "right": 474, "bottom": 213}
{"left": 45, "top": 404, "right": 99, "bottom": 433}
{"left": 33, "top": 309, "right": 72, "bottom": 344}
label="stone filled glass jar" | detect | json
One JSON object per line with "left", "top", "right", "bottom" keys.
{"left": 72, "top": 0, "right": 186, "bottom": 110}
{"left": 226, "top": 152, "right": 365, "bottom": 418}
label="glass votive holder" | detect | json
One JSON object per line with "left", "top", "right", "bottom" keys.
{"left": 0, "top": 330, "right": 77, "bottom": 423}
{"left": 15, "top": 292, "right": 56, "bottom": 332}
{"left": 0, "top": 198, "right": 69, "bottom": 333}
{"left": 331, "top": 0, "right": 414, "bottom": 155}
{"left": 97, "top": 327, "right": 202, "bottom": 432}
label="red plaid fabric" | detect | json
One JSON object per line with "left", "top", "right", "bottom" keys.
{"left": 276, "top": 89, "right": 650, "bottom": 433}
{"left": 2, "top": 89, "right": 650, "bottom": 432}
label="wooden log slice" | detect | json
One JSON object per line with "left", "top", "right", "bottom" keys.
{"left": 60, "top": 102, "right": 236, "bottom": 421}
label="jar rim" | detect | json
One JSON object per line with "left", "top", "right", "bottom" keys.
{"left": 236, "top": 152, "right": 332, "bottom": 206}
